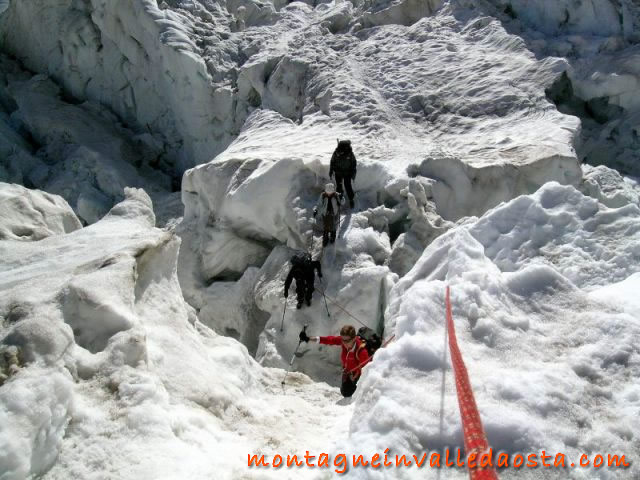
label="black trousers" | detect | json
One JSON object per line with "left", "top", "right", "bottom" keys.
{"left": 340, "top": 373, "right": 359, "bottom": 397}
{"left": 322, "top": 213, "right": 337, "bottom": 246}
{"left": 296, "top": 279, "right": 314, "bottom": 305}
{"left": 334, "top": 173, "right": 354, "bottom": 202}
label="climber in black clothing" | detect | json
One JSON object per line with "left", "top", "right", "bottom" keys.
{"left": 329, "top": 139, "right": 357, "bottom": 209}
{"left": 284, "top": 252, "right": 323, "bottom": 309}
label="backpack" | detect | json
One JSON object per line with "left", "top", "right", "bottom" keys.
{"left": 290, "top": 252, "right": 312, "bottom": 269}
{"left": 333, "top": 140, "right": 354, "bottom": 172}
{"left": 322, "top": 192, "right": 337, "bottom": 215}
{"left": 357, "top": 326, "right": 382, "bottom": 357}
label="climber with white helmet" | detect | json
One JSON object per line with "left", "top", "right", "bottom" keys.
{"left": 313, "top": 183, "right": 345, "bottom": 247}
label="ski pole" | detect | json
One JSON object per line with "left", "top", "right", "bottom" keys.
{"left": 280, "top": 299, "right": 288, "bottom": 332}
{"left": 320, "top": 279, "right": 331, "bottom": 318}
{"left": 335, "top": 206, "right": 341, "bottom": 256}
{"left": 281, "top": 325, "right": 307, "bottom": 387}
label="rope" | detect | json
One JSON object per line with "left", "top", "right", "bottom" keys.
{"left": 315, "top": 285, "right": 371, "bottom": 330}
{"left": 436, "top": 303, "right": 449, "bottom": 480}
{"left": 445, "top": 286, "right": 498, "bottom": 480}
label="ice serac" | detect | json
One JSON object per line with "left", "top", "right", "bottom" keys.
{"left": 360, "top": 0, "right": 443, "bottom": 28}
{"left": 0, "top": 188, "right": 261, "bottom": 478}
{"left": 0, "top": 0, "right": 237, "bottom": 171}
{"left": 508, "top": 0, "right": 625, "bottom": 36}
{"left": 179, "top": 150, "right": 396, "bottom": 380}
{"left": 0, "top": 54, "right": 174, "bottom": 226}
{"left": 0, "top": 183, "right": 82, "bottom": 241}
{"left": 494, "top": 0, "right": 640, "bottom": 175}
{"left": 1, "top": 0, "right": 589, "bottom": 195}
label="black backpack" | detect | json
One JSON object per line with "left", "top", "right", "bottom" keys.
{"left": 333, "top": 140, "right": 354, "bottom": 172}
{"left": 291, "top": 252, "right": 312, "bottom": 269}
{"left": 322, "top": 192, "right": 338, "bottom": 215}
{"left": 357, "top": 326, "right": 382, "bottom": 357}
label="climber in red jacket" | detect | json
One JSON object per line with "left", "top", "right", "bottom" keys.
{"left": 299, "top": 324, "right": 370, "bottom": 397}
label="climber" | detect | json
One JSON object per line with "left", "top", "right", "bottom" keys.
{"left": 284, "top": 252, "right": 323, "bottom": 309}
{"left": 299, "top": 325, "right": 370, "bottom": 397}
{"left": 329, "top": 139, "right": 357, "bottom": 209}
{"left": 313, "top": 183, "right": 344, "bottom": 247}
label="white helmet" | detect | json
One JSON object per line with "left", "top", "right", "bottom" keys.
{"left": 325, "top": 183, "right": 335, "bottom": 193}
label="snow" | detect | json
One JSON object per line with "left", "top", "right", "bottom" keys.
{"left": 580, "top": 164, "right": 640, "bottom": 208}
{"left": 1, "top": 0, "right": 640, "bottom": 479}
{"left": 341, "top": 184, "right": 640, "bottom": 479}
{"left": 469, "top": 182, "right": 640, "bottom": 288}
{"left": 0, "top": 188, "right": 355, "bottom": 480}
{"left": 0, "top": 183, "right": 81, "bottom": 241}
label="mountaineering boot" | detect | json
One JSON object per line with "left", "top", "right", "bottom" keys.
{"left": 349, "top": 198, "right": 355, "bottom": 209}
{"left": 296, "top": 300, "right": 303, "bottom": 309}
{"left": 306, "top": 298, "right": 311, "bottom": 307}
{"left": 329, "top": 231, "right": 336, "bottom": 244}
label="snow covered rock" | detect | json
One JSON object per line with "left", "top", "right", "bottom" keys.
{"left": 0, "top": 183, "right": 81, "bottom": 241}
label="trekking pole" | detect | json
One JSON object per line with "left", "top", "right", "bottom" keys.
{"left": 320, "top": 279, "right": 331, "bottom": 318}
{"left": 280, "top": 299, "right": 287, "bottom": 332}
{"left": 281, "top": 325, "right": 307, "bottom": 387}
{"left": 307, "top": 228, "right": 314, "bottom": 254}
{"left": 335, "top": 206, "right": 341, "bottom": 256}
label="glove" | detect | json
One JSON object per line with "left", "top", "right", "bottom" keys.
{"left": 329, "top": 170, "right": 334, "bottom": 178}
{"left": 299, "top": 330, "right": 310, "bottom": 343}
{"left": 284, "top": 289, "right": 288, "bottom": 298}
{"left": 313, "top": 208, "right": 317, "bottom": 218}
{"left": 318, "top": 272, "right": 323, "bottom": 279}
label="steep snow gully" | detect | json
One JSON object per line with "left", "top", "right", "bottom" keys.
{"left": 1, "top": 0, "right": 640, "bottom": 479}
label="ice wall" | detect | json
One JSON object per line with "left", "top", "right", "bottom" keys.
{"left": 0, "top": 54, "right": 174, "bottom": 225}
{"left": 0, "top": 0, "right": 238, "bottom": 171}
{"left": 492, "top": 0, "right": 640, "bottom": 175}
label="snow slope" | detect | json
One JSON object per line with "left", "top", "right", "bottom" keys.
{"left": 0, "top": 0, "right": 639, "bottom": 479}
{"left": 342, "top": 182, "right": 640, "bottom": 480}
{"left": 0, "top": 189, "right": 352, "bottom": 480}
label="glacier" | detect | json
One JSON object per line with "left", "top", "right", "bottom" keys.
{"left": 0, "top": 0, "right": 639, "bottom": 479}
